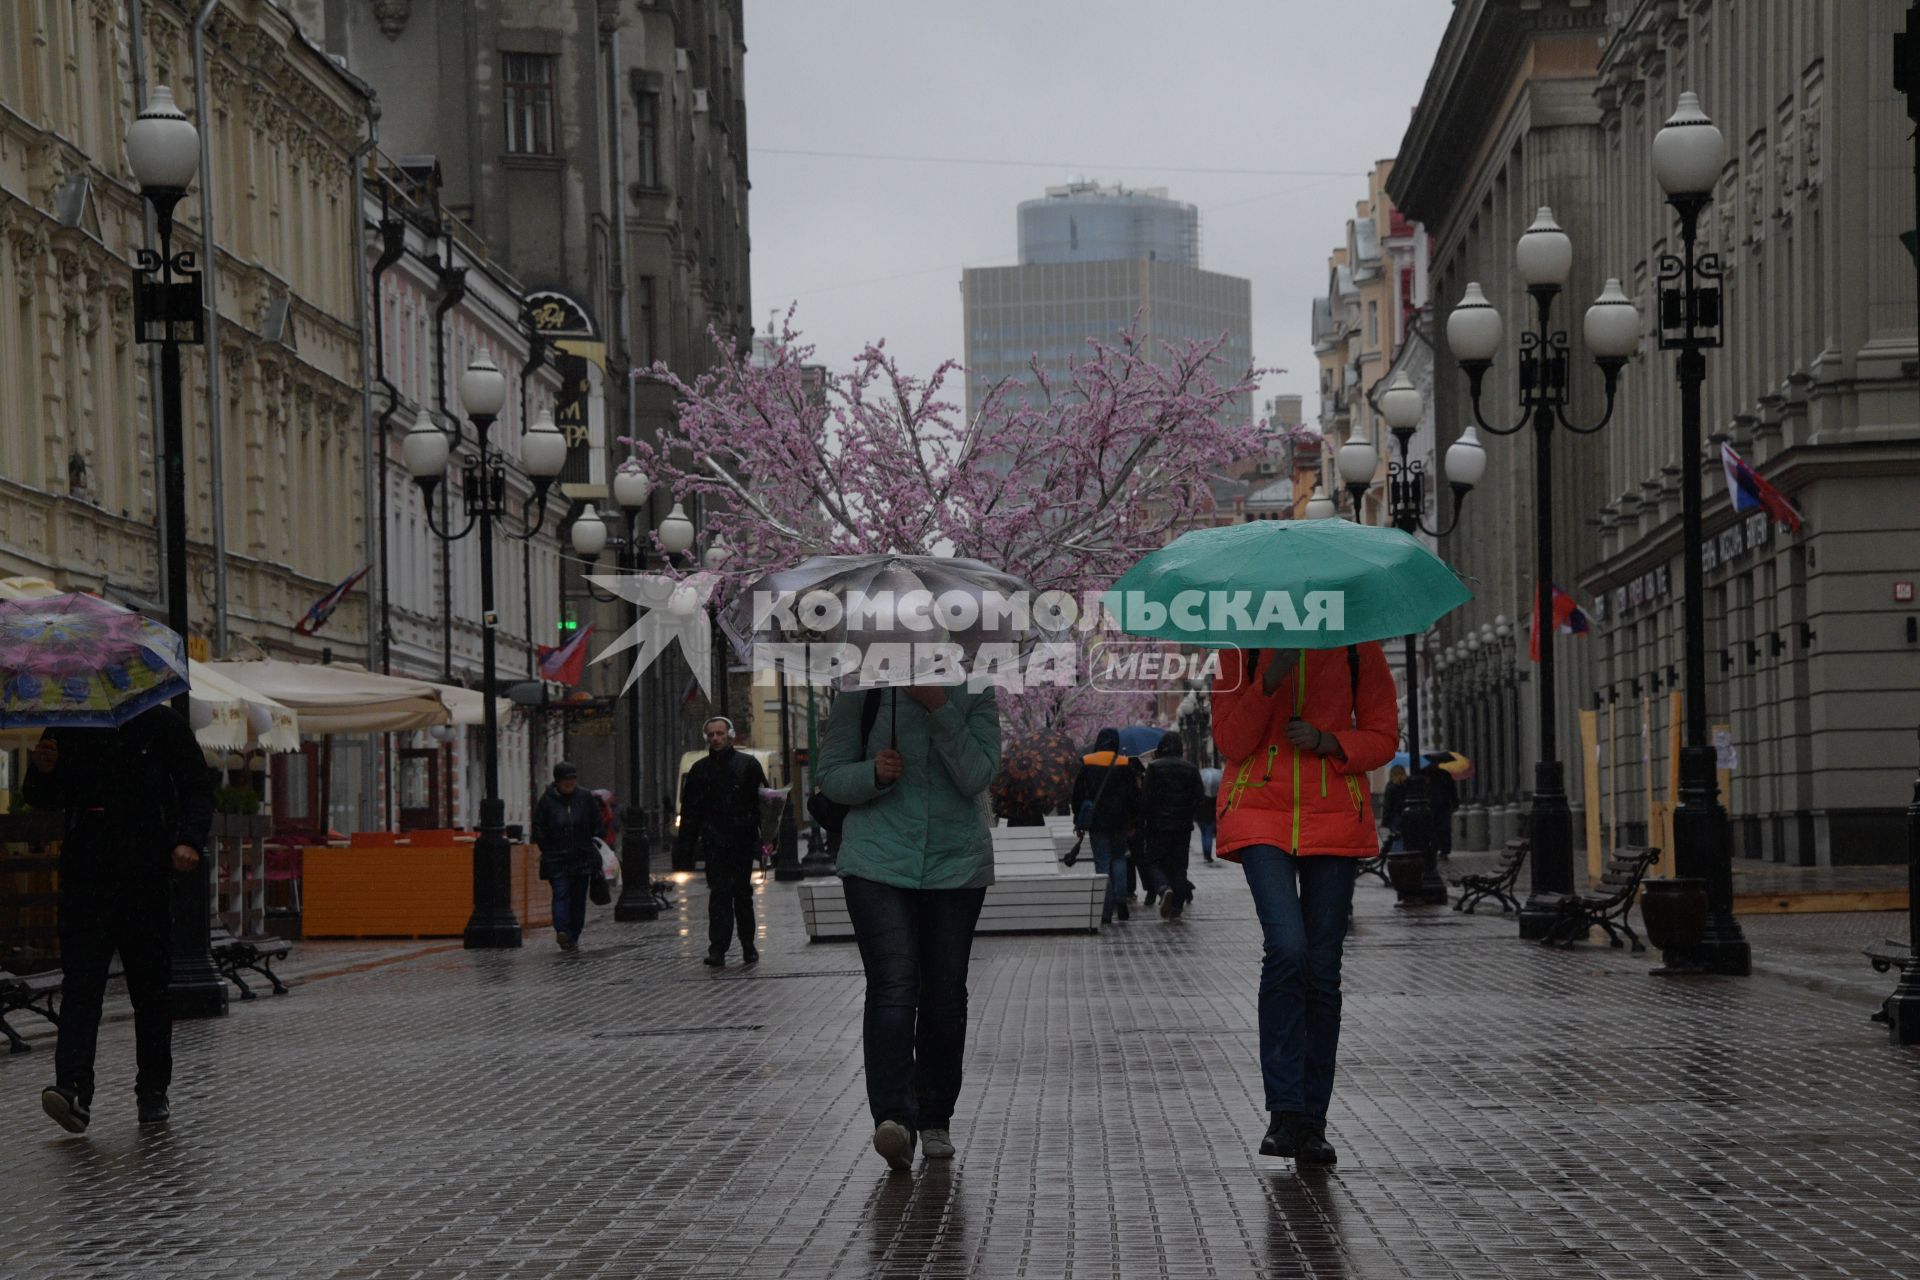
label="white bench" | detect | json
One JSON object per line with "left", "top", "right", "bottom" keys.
{"left": 798, "top": 823, "right": 1103, "bottom": 940}
{"left": 1044, "top": 814, "right": 1079, "bottom": 857}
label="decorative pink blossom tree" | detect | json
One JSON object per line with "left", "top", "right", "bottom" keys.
{"left": 628, "top": 312, "right": 1272, "bottom": 738}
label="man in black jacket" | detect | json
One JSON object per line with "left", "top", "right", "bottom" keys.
{"left": 674, "top": 717, "right": 769, "bottom": 966}
{"left": 1138, "top": 732, "right": 1204, "bottom": 919}
{"left": 1071, "top": 727, "right": 1141, "bottom": 925}
{"left": 531, "top": 761, "right": 602, "bottom": 951}
{"left": 23, "top": 704, "right": 213, "bottom": 1133}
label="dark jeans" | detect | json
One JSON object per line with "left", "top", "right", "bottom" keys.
{"left": 841, "top": 875, "right": 987, "bottom": 1131}
{"left": 57, "top": 878, "right": 173, "bottom": 1107}
{"left": 1198, "top": 819, "right": 1216, "bottom": 861}
{"left": 548, "top": 873, "right": 589, "bottom": 941}
{"left": 1142, "top": 829, "right": 1193, "bottom": 910}
{"left": 1239, "top": 847, "right": 1357, "bottom": 1120}
{"left": 1091, "top": 831, "right": 1129, "bottom": 923}
{"left": 705, "top": 849, "right": 757, "bottom": 955}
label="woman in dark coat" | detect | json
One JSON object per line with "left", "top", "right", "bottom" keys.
{"left": 531, "top": 761, "right": 601, "bottom": 950}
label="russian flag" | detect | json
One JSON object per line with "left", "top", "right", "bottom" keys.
{"left": 537, "top": 623, "right": 595, "bottom": 686}
{"left": 294, "top": 566, "right": 370, "bottom": 636}
{"left": 1529, "top": 584, "right": 1591, "bottom": 664}
{"left": 1721, "top": 444, "right": 1803, "bottom": 533}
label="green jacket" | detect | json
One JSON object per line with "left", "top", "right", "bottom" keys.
{"left": 815, "top": 684, "right": 1002, "bottom": 891}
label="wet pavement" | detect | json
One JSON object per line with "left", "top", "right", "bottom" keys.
{"left": 3, "top": 861, "right": 1918, "bottom": 1279}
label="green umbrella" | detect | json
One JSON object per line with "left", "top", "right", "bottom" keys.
{"left": 1103, "top": 519, "right": 1471, "bottom": 649}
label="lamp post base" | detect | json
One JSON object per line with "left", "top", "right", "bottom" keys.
{"left": 1518, "top": 763, "right": 1579, "bottom": 941}
{"left": 1392, "top": 784, "right": 1450, "bottom": 907}
{"left": 166, "top": 969, "right": 230, "bottom": 1020}
{"left": 168, "top": 856, "right": 229, "bottom": 1019}
{"left": 1886, "top": 968, "right": 1920, "bottom": 1045}
{"left": 1659, "top": 752, "right": 1750, "bottom": 975}
{"left": 463, "top": 813, "right": 522, "bottom": 950}
{"left": 612, "top": 804, "right": 659, "bottom": 922}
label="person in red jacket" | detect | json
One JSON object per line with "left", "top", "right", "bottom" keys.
{"left": 1211, "top": 643, "right": 1397, "bottom": 1166}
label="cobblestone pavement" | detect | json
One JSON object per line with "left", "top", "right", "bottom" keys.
{"left": 3, "top": 861, "right": 1918, "bottom": 1280}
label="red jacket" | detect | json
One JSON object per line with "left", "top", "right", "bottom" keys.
{"left": 1210, "top": 645, "right": 1398, "bottom": 860}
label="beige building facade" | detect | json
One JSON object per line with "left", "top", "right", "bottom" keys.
{"left": 0, "top": 0, "right": 372, "bottom": 666}
{"left": 1392, "top": 0, "right": 1919, "bottom": 864}
{"left": 1581, "top": 0, "right": 1919, "bottom": 865}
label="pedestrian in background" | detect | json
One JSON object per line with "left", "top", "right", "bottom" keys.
{"left": 1196, "top": 762, "right": 1222, "bottom": 864}
{"left": 1420, "top": 760, "right": 1458, "bottom": 858}
{"left": 1071, "top": 727, "right": 1139, "bottom": 925}
{"left": 1381, "top": 764, "right": 1408, "bottom": 854}
{"left": 1212, "top": 644, "right": 1396, "bottom": 1167}
{"left": 24, "top": 705, "right": 213, "bottom": 1132}
{"left": 815, "top": 683, "right": 1001, "bottom": 1172}
{"left": 1138, "top": 731, "right": 1204, "bottom": 919}
{"left": 674, "top": 716, "right": 769, "bottom": 966}
{"left": 532, "top": 761, "right": 601, "bottom": 952}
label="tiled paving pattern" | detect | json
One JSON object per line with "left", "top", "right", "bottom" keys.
{"left": 3, "top": 861, "right": 1918, "bottom": 1279}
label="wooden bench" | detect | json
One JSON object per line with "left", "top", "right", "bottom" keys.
{"left": 1541, "top": 845, "right": 1662, "bottom": 951}
{"left": 0, "top": 967, "right": 61, "bottom": 1054}
{"left": 211, "top": 934, "right": 292, "bottom": 1000}
{"left": 799, "top": 824, "right": 1104, "bottom": 940}
{"left": 1451, "top": 838, "right": 1529, "bottom": 915}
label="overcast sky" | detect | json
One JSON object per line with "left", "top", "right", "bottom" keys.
{"left": 741, "top": 0, "right": 1455, "bottom": 419}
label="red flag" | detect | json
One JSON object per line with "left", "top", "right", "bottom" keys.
{"left": 1528, "top": 584, "right": 1590, "bottom": 663}
{"left": 536, "top": 624, "right": 594, "bottom": 686}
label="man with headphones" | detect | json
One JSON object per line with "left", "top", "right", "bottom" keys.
{"left": 673, "top": 716, "right": 770, "bottom": 966}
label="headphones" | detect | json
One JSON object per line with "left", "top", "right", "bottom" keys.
{"left": 704, "top": 716, "right": 734, "bottom": 735}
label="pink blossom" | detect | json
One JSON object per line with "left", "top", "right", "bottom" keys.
{"left": 629, "top": 311, "right": 1274, "bottom": 739}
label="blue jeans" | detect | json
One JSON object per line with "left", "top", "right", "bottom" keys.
{"left": 842, "top": 876, "right": 988, "bottom": 1131}
{"left": 549, "top": 873, "right": 589, "bottom": 941}
{"left": 1240, "top": 847, "right": 1357, "bottom": 1120}
{"left": 1198, "top": 820, "right": 1216, "bottom": 860}
{"left": 1091, "top": 831, "right": 1129, "bottom": 922}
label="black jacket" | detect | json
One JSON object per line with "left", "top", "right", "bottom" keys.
{"left": 1420, "top": 766, "right": 1459, "bottom": 815}
{"left": 1071, "top": 727, "right": 1140, "bottom": 835}
{"left": 674, "top": 747, "right": 768, "bottom": 864}
{"left": 1140, "top": 753, "right": 1203, "bottom": 837}
{"left": 531, "top": 784, "right": 602, "bottom": 880}
{"left": 22, "top": 705, "right": 214, "bottom": 884}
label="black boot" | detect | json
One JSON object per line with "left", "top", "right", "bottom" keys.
{"left": 1293, "top": 1118, "right": 1338, "bottom": 1166}
{"left": 1259, "top": 1111, "right": 1300, "bottom": 1158}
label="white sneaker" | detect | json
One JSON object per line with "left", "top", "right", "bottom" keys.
{"left": 872, "top": 1120, "right": 915, "bottom": 1171}
{"left": 920, "top": 1128, "right": 956, "bottom": 1159}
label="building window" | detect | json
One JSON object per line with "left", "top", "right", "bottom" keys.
{"left": 636, "top": 276, "right": 657, "bottom": 365}
{"left": 503, "top": 53, "right": 555, "bottom": 155}
{"left": 636, "top": 91, "right": 660, "bottom": 187}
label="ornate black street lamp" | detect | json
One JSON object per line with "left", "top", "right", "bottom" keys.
{"left": 1446, "top": 207, "right": 1641, "bottom": 940}
{"left": 1335, "top": 372, "right": 1486, "bottom": 906}
{"left": 404, "top": 358, "right": 566, "bottom": 948}
{"left": 1649, "top": 91, "right": 1751, "bottom": 976}
{"left": 128, "top": 86, "right": 227, "bottom": 1019}
{"left": 567, "top": 463, "right": 689, "bottom": 921}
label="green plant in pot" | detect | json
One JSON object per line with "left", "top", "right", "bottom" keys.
{"left": 215, "top": 785, "right": 263, "bottom": 816}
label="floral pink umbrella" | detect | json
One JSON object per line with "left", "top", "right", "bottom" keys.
{"left": 0, "top": 594, "right": 188, "bottom": 729}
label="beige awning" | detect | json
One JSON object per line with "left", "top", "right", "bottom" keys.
{"left": 199, "top": 659, "right": 453, "bottom": 734}
{"left": 431, "top": 684, "right": 514, "bottom": 728}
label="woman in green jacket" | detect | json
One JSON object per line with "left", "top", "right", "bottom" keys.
{"left": 814, "top": 681, "right": 1001, "bottom": 1172}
